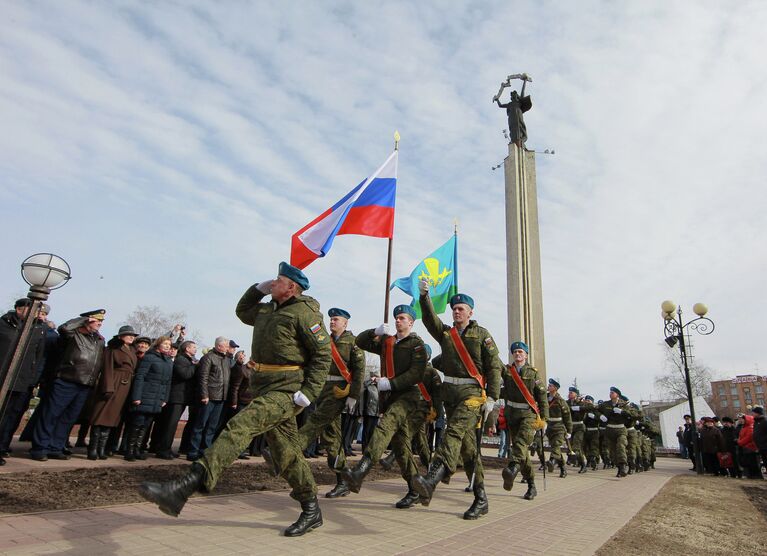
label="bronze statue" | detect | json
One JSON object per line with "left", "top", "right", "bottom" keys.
{"left": 494, "top": 74, "right": 532, "bottom": 147}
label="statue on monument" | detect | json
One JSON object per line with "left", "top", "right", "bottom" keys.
{"left": 493, "top": 73, "right": 532, "bottom": 148}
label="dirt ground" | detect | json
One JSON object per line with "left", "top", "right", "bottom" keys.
{"left": 597, "top": 475, "right": 767, "bottom": 556}
{"left": 0, "top": 455, "right": 507, "bottom": 515}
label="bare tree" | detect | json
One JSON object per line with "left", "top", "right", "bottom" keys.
{"left": 654, "top": 344, "right": 713, "bottom": 400}
{"left": 123, "top": 305, "right": 187, "bottom": 339}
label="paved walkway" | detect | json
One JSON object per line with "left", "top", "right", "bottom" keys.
{"left": 0, "top": 455, "right": 689, "bottom": 555}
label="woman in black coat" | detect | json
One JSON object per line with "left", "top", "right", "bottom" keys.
{"left": 125, "top": 336, "right": 173, "bottom": 461}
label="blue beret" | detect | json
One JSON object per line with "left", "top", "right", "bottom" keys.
{"left": 449, "top": 293, "right": 474, "bottom": 309}
{"left": 548, "top": 378, "right": 560, "bottom": 389}
{"left": 278, "top": 261, "right": 310, "bottom": 290}
{"left": 423, "top": 344, "right": 432, "bottom": 359}
{"left": 610, "top": 386, "right": 622, "bottom": 396}
{"left": 620, "top": 395, "right": 628, "bottom": 402}
{"left": 328, "top": 308, "right": 351, "bottom": 319}
{"left": 510, "top": 341, "right": 529, "bottom": 353}
{"left": 584, "top": 395, "right": 594, "bottom": 402}
{"left": 393, "top": 304, "right": 416, "bottom": 320}
{"left": 569, "top": 386, "right": 579, "bottom": 395}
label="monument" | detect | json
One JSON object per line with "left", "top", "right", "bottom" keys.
{"left": 494, "top": 74, "right": 546, "bottom": 379}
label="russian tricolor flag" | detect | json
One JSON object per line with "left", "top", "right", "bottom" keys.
{"left": 290, "top": 151, "right": 398, "bottom": 269}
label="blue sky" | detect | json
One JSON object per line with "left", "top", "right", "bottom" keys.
{"left": 2, "top": 1, "right": 765, "bottom": 401}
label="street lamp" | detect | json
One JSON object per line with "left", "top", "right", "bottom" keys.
{"left": 661, "top": 300, "right": 714, "bottom": 476}
{"left": 0, "top": 254, "right": 71, "bottom": 411}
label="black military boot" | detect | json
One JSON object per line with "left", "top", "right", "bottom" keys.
{"left": 636, "top": 457, "right": 644, "bottom": 473}
{"left": 412, "top": 460, "right": 447, "bottom": 506}
{"left": 138, "top": 462, "right": 206, "bottom": 517}
{"left": 617, "top": 464, "right": 627, "bottom": 477}
{"left": 87, "top": 426, "right": 101, "bottom": 460}
{"left": 395, "top": 488, "right": 421, "bottom": 509}
{"left": 546, "top": 458, "right": 555, "bottom": 473}
{"left": 523, "top": 478, "right": 537, "bottom": 500}
{"left": 627, "top": 461, "right": 634, "bottom": 475}
{"left": 261, "top": 446, "right": 280, "bottom": 476}
{"left": 559, "top": 461, "right": 568, "bottom": 478}
{"left": 97, "top": 428, "right": 111, "bottom": 460}
{"left": 502, "top": 463, "right": 520, "bottom": 491}
{"left": 379, "top": 451, "right": 396, "bottom": 471}
{"left": 463, "top": 482, "right": 488, "bottom": 520}
{"left": 578, "top": 459, "right": 588, "bottom": 474}
{"left": 284, "top": 496, "right": 323, "bottom": 537}
{"left": 325, "top": 475, "right": 350, "bottom": 498}
{"left": 590, "top": 457, "right": 597, "bottom": 471}
{"left": 340, "top": 455, "right": 372, "bottom": 494}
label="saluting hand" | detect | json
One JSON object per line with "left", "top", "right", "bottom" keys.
{"left": 374, "top": 323, "right": 394, "bottom": 336}
{"left": 256, "top": 279, "right": 275, "bottom": 294}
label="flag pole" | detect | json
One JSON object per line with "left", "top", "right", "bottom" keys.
{"left": 453, "top": 218, "right": 459, "bottom": 291}
{"left": 383, "top": 131, "right": 400, "bottom": 323}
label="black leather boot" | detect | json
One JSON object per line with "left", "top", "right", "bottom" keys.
{"left": 546, "top": 458, "right": 555, "bottom": 473}
{"left": 502, "top": 463, "right": 520, "bottom": 491}
{"left": 523, "top": 478, "right": 537, "bottom": 500}
{"left": 284, "top": 496, "right": 323, "bottom": 537}
{"left": 617, "top": 464, "right": 627, "bottom": 477}
{"left": 463, "top": 483, "right": 488, "bottom": 520}
{"left": 412, "top": 460, "right": 447, "bottom": 506}
{"left": 325, "top": 475, "right": 350, "bottom": 498}
{"left": 138, "top": 463, "right": 206, "bottom": 517}
{"left": 395, "top": 488, "right": 421, "bottom": 509}
{"left": 135, "top": 426, "right": 148, "bottom": 460}
{"left": 590, "top": 457, "right": 597, "bottom": 471}
{"left": 559, "top": 462, "right": 568, "bottom": 478}
{"left": 379, "top": 451, "right": 396, "bottom": 471}
{"left": 578, "top": 460, "right": 588, "bottom": 474}
{"left": 87, "top": 426, "right": 100, "bottom": 460}
{"left": 340, "top": 455, "right": 372, "bottom": 494}
{"left": 627, "top": 461, "right": 634, "bottom": 475}
{"left": 124, "top": 423, "right": 140, "bottom": 461}
{"left": 97, "top": 427, "right": 111, "bottom": 460}
{"left": 262, "top": 446, "right": 280, "bottom": 476}
{"left": 636, "top": 457, "right": 644, "bottom": 472}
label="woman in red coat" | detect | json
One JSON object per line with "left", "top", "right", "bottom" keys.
{"left": 737, "top": 414, "right": 763, "bottom": 479}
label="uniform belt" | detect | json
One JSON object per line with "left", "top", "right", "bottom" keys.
{"left": 626, "top": 427, "right": 636, "bottom": 431}
{"left": 586, "top": 427, "right": 599, "bottom": 431}
{"left": 572, "top": 421, "right": 585, "bottom": 426}
{"left": 253, "top": 363, "right": 302, "bottom": 372}
{"left": 508, "top": 401, "right": 531, "bottom": 410}
{"left": 606, "top": 424, "right": 625, "bottom": 428}
{"left": 325, "top": 375, "right": 346, "bottom": 382}
{"left": 548, "top": 417, "right": 563, "bottom": 422}
{"left": 442, "top": 376, "right": 479, "bottom": 385}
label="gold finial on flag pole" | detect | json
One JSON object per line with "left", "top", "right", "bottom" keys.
{"left": 394, "top": 130, "right": 400, "bottom": 151}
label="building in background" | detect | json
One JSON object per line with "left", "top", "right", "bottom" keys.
{"left": 710, "top": 374, "right": 766, "bottom": 418}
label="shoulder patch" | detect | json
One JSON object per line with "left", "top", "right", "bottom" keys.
{"left": 484, "top": 337, "right": 494, "bottom": 347}
{"left": 317, "top": 334, "right": 326, "bottom": 341}
{"left": 310, "top": 323, "right": 322, "bottom": 334}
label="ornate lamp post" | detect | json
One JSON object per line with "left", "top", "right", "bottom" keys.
{"left": 0, "top": 254, "right": 71, "bottom": 410}
{"left": 661, "top": 300, "right": 714, "bottom": 476}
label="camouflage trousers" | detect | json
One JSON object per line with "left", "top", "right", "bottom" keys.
{"left": 411, "top": 418, "right": 431, "bottom": 466}
{"left": 599, "top": 428, "right": 610, "bottom": 461}
{"left": 627, "top": 428, "right": 640, "bottom": 465}
{"left": 393, "top": 400, "right": 430, "bottom": 482}
{"left": 507, "top": 408, "right": 537, "bottom": 481}
{"left": 545, "top": 422, "right": 566, "bottom": 465}
{"left": 605, "top": 426, "right": 628, "bottom": 466}
{"left": 571, "top": 423, "right": 585, "bottom": 464}
{"left": 432, "top": 388, "right": 484, "bottom": 485}
{"left": 199, "top": 391, "right": 317, "bottom": 502}
{"left": 640, "top": 435, "right": 651, "bottom": 463}
{"left": 297, "top": 383, "right": 347, "bottom": 472}
{"left": 584, "top": 428, "right": 600, "bottom": 460}
{"left": 366, "top": 395, "right": 424, "bottom": 484}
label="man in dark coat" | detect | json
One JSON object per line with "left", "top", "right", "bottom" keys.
{"left": 752, "top": 406, "right": 767, "bottom": 465}
{"left": 153, "top": 340, "right": 197, "bottom": 459}
{"left": 0, "top": 299, "right": 46, "bottom": 464}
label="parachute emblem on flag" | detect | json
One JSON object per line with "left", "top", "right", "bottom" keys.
{"left": 418, "top": 258, "right": 452, "bottom": 287}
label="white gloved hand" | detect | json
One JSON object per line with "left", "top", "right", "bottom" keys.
{"left": 600, "top": 415, "right": 608, "bottom": 423}
{"left": 374, "top": 323, "right": 394, "bottom": 336}
{"left": 345, "top": 397, "right": 357, "bottom": 413}
{"left": 613, "top": 407, "right": 623, "bottom": 414}
{"left": 256, "top": 279, "right": 275, "bottom": 294}
{"left": 292, "top": 391, "right": 311, "bottom": 407}
{"left": 571, "top": 406, "right": 580, "bottom": 411}
{"left": 482, "top": 397, "right": 496, "bottom": 420}
{"left": 419, "top": 279, "right": 430, "bottom": 295}
{"left": 566, "top": 433, "right": 572, "bottom": 440}
{"left": 376, "top": 377, "right": 392, "bottom": 392}
{"left": 587, "top": 412, "right": 595, "bottom": 419}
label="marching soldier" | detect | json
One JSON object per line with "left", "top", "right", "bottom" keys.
{"left": 598, "top": 400, "right": 612, "bottom": 469}
{"left": 567, "top": 386, "right": 587, "bottom": 473}
{"left": 339, "top": 305, "right": 427, "bottom": 503}
{"left": 581, "top": 395, "right": 601, "bottom": 470}
{"left": 412, "top": 285, "right": 502, "bottom": 520}
{"left": 598, "top": 387, "right": 634, "bottom": 477}
{"left": 499, "top": 341, "right": 548, "bottom": 500}
{"left": 139, "top": 262, "right": 332, "bottom": 537}
{"left": 622, "top": 396, "right": 641, "bottom": 474}
{"left": 545, "top": 379, "right": 572, "bottom": 478}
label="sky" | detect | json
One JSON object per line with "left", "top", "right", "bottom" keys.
{"left": 2, "top": 1, "right": 765, "bottom": 402}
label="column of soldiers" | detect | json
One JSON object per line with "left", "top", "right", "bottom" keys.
{"left": 138, "top": 263, "right": 660, "bottom": 537}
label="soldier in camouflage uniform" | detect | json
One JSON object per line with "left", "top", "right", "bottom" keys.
{"left": 265, "top": 307, "right": 366, "bottom": 498}
{"left": 598, "top": 403, "right": 612, "bottom": 468}
{"left": 622, "top": 396, "right": 642, "bottom": 474}
{"left": 581, "top": 395, "right": 601, "bottom": 470}
{"left": 139, "top": 262, "right": 332, "bottom": 537}
{"left": 598, "top": 386, "right": 635, "bottom": 478}
{"left": 340, "top": 305, "right": 427, "bottom": 503}
{"left": 412, "top": 287, "right": 502, "bottom": 520}
{"left": 545, "top": 379, "right": 572, "bottom": 478}
{"left": 567, "top": 387, "right": 587, "bottom": 473}
{"left": 500, "top": 341, "right": 548, "bottom": 500}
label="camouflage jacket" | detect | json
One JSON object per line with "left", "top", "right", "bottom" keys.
{"left": 501, "top": 362, "right": 549, "bottom": 420}
{"left": 330, "top": 330, "right": 366, "bottom": 401}
{"left": 598, "top": 399, "right": 636, "bottom": 426}
{"left": 355, "top": 329, "right": 426, "bottom": 402}
{"left": 567, "top": 397, "right": 586, "bottom": 424}
{"left": 548, "top": 392, "right": 573, "bottom": 433}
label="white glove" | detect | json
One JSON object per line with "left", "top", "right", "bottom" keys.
{"left": 571, "top": 406, "right": 580, "bottom": 411}
{"left": 482, "top": 397, "right": 496, "bottom": 420}
{"left": 376, "top": 377, "right": 392, "bottom": 392}
{"left": 613, "top": 407, "right": 623, "bottom": 414}
{"left": 566, "top": 433, "right": 572, "bottom": 440}
{"left": 600, "top": 415, "right": 608, "bottom": 423}
{"left": 587, "top": 412, "right": 595, "bottom": 419}
{"left": 419, "top": 279, "right": 430, "bottom": 295}
{"left": 256, "top": 279, "right": 275, "bottom": 294}
{"left": 292, "top": 391, "right": 311, "bottom": 407}
{"left": 374, "top": 323, "right": 394, "bottom": 336}
{"left": 345, "top": 397, "right": 357, "bottom": 413}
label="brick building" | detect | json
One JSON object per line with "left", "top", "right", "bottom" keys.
{"left": 710, "top": 374, "right": 766, "bottom": 418}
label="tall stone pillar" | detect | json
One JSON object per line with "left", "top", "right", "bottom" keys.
{"left": 504, "top": 143, "right": 546, "bottom": 379}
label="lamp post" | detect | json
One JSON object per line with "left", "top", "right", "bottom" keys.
{"left": 0, "top": 254, "right": 71, "bottom": 412}
{"left": 661, "top": 300, "right": 714, "bottom": 476}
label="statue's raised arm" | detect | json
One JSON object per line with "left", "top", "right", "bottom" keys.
{"left": 494, "top": 73, "right": 533, "bottom": 147}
